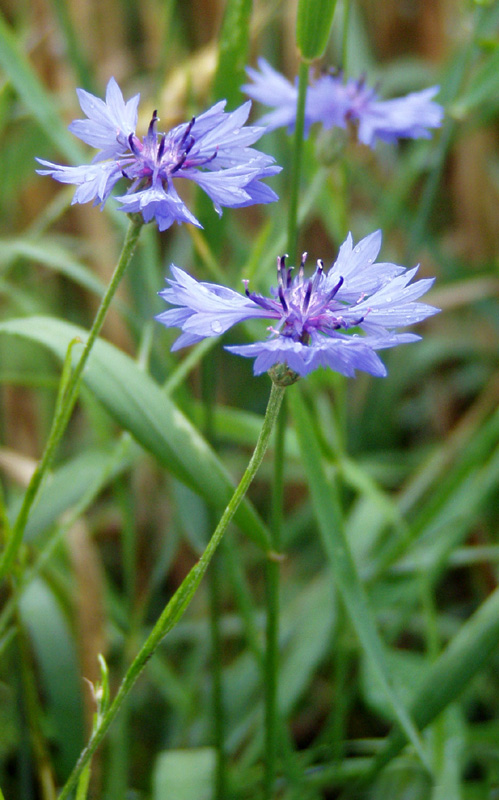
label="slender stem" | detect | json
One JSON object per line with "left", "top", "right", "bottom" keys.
{"left": 264, "top": 396, "right": 287, "bottom": 798}
{"left": 287, "top": 59, "right": 310, "bottom": 261}
{"left": 57, "top": 381, "right": 286, "bottom": 800}
{"left": 0, "top": 217, "right": 143, "bottom": 579}
{"left": 74, "top": 764, "right": 91, "bottom": 800}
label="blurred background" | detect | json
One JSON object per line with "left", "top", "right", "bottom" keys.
{"left": 0, "top": 0, "right": 499, "bottom": 798}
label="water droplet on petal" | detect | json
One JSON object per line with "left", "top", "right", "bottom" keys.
{"left": 211, "top": 320, "right": 223, "bottom": 333}
{"left": 354, "top": 246, "right": 361, "bottom": 254}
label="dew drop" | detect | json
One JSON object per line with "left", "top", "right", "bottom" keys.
{"left": 211, "top": 320, "right": 223, "bottom": 333}
{"left": 354, "top": 246, "right": 361, "bottom": 254}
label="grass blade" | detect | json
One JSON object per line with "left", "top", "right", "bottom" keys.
{"left": 0, "top": 315, "right": 271, "bottom": 549}
{"left": 288, "top": 386, "right": 430, "bottom": 770}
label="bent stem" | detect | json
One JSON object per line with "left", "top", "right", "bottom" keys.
{"left": 0, "top": 216, "right": 143, "bottom": 580}
{"left": 57, "top": 381, "right": 286, "bottom": 800}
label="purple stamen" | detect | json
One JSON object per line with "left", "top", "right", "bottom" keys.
{"left": 325, "top": 275, "right": 344, "bottom": 302}
{"left": 298, "top": 252, "right": 307, "bottom": 281}
{"left": 303, "top": 280, "right": 313, "bottom": 312}
{"left": 148, "top": 110, "right": 159, "bottom": 138}
{"left": 245, "top": 286, "right": 277, "bottom": 312}
{"left": 278, "top": 285, "right": 288, "bottom": 313}
{"left": 171, "top": 153, "right": 187, "bottom": 174}
{"left": 128, "top": 134, "right": 141, "bottom": 156}
{"left": 277, "top": 255, "right": 287, "bottom": 286}
{"left": 180, "top": 117, "right": 196, "bottom": 148}
{"left": 157, "top": 134, "right": 166, "bottom": 162}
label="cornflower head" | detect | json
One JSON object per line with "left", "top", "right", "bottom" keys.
{"left": 242, "top": 58, "right": 443, "bottom": 147}
{"left": 37, "top": 77, "right": 281, "bottom": 231}
{"left": 157, "top": 230, "right": 439, "bottom": 381}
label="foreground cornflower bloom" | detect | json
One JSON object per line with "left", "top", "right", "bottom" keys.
{"left": 37, "top": 77, "right": 281, "bottom": 230}
{"left": 157, "top": 231, "right": 439, "bottom": 378}
{"left": 243, "top": 58, "right": 443, "bottom": 147}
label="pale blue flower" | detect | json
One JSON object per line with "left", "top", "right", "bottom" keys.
{"left": 37, "top": 78, "right": 281, "bottom": 230}
{"left": 242, "top": 59, "right": 443, "bottom": 147}
{"left": 157, "top": 231, "right": 439, "bottom": 378}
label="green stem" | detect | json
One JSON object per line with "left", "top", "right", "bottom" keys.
{"left": 0, "top": 217, "right": 143, "bottom": 580}
{"left": 74, "top": 764, "right": 91, "bottom": 800}
{"left": 264, "top": 396, "right": 287, "bottom": 798}
{"left": 57, "top": 381, "right": 286, "bottom": 800}
{"left": 287, "top": 59, "right": 310, "bottom": 261}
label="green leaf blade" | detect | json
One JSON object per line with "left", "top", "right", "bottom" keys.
{"left": 288, "top": 386, "right": 430, "bottom": 770}
{"left": 296, "top": 0, "right": 338, "bottom": 61}
{"left": 0, "top": 316, "right": 271, "bottom": 550}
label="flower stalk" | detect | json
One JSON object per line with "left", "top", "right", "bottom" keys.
{"left": 0, "top": 216, "right": 143, "bottom": 580}
{"left": 56, "top": 380, "right": 286, "bottom": 800}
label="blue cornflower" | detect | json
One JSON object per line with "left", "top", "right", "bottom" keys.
{"left": 37, "top": 77, "right": 281, "bottom": 230}
{"left": 157, "top": 231, "right": 439, "bottom": 378}
{"left": 242, "top": 59, "right": 443, "bottom": 147}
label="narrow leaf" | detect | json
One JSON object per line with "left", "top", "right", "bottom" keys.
{"left": 296, "top": 0, "right": 338, "bottom": 60}
{"left": 20, "top": 578, "right": 85, "bottom": 775}
{"left": 213, "top": 0, "right": 253, "bottom": 108}
{"left": 0, "top": 316, "right": 270, "bottom": 549}
{"left": 370, "top": 584, "right": 499, "bottom": 776}
{"left": 288, "top": 386, "right": 429, "bottom": 769}
{"left": 0, "top": 238, "right": 106, "bottom": 298}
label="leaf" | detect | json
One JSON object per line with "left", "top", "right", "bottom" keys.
{"left": 279, "top": 572, "right": 336, "bottom": 713}
{"left": 152, "top": 748, "right": 215, "bottom": 800}
{"left": 19, "top": 578, "right": 85, "bottom": 777}
{"left": 20, "top": 444, "right": 135, "bottom": 542}
{"left": 453, "top": 47, "right": 499, "bottom": 116}
{"left": 296, "top": 0, "right": 338, "bottom": 60}
{"left": 431, "top": 708, "right": 465, "bottom": 800}
{"left": 0, "top": 238, "right": 106, "bottom": 298}
{"left": 213, "top": 0, "right": 253, "bottom": 108}
{"left": 360, "top": 648, "right": 426, "bottom": 723}
{"left": 370, "top": 584, "right": 499, "bottom": 777}
{"left": 0, "top": 316, "right": 270, "bottom": 549}
{"left": 288, "top": 386, "right": 429, "bottom": 770}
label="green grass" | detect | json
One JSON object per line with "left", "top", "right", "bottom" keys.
{"left": 1, "top": 1, "right": 499, "bottom": 799}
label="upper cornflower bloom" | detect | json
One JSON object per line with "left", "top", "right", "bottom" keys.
{"left": 37, "top": 77, "right": 281, "bottom": 230}
{"left": 242, "top": 59, "right": 443, "bottom": 147}
{"left": 157, "top": 231, "right": 439, "bottom": 378}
